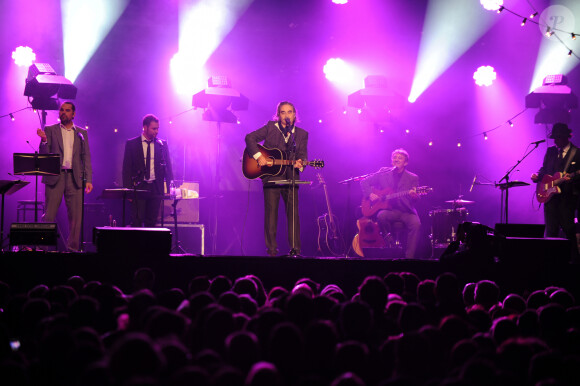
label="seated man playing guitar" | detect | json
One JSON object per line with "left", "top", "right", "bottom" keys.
{"left": 360, "top": 148, "right": 421, "bottom": 258}
{"left": 531, "top": 123, "right": 580, "bottom": 254}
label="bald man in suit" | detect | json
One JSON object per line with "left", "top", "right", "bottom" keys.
{"left": 37, "top": 101, "right": 93, "bottom": 251}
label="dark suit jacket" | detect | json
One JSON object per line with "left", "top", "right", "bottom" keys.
{"left": 360, "top": 167, "right": 419, "bottom": 215}
{"left": 122, "top": 136, "right": 173, "bottom": 194}
{"left": 245, "top": 120, "right": 309, "bottom": 186}
{"left": 39, "top": 123, "right": 92, "bottom": 187}
{"left": 537, "top": 143, "right": 580, "bottom": 196}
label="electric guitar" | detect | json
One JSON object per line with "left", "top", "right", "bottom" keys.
{"left": 242, "top": 144, "right": 324, "bottom": 179}
{"left": 361, "top": 186, "right": 432, "bottom": 217}
{"left": 316, "top": 173, "right": 346, "bottom": 257}
{"left": 351, "top": 217, "right": 385, "bottom": 257}
{"left": 536, "top": 170, "right": 580, "bottom": 204}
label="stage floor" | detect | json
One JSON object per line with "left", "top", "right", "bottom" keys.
{"left": 1, "top": 247, "right": 579, "bottom": 298}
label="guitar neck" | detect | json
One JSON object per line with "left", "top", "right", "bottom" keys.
{"left": 322, "top": 183, "right": 334, "bottom": 219}
{"left": 274, "top": 159, "right": 309, "bottom": 166}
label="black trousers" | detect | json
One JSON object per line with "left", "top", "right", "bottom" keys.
{"left": 263, "top": 186, "right": 300, "bottom": 255}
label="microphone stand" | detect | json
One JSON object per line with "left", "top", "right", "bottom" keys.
{"left": 497, "top": 141, "right": 543, "bottom": 223}
{"left": 78, "top": 130, "right": 86, "bottom": 252}
{"left": 288, "top": 128, "right": 300, "bottom": 257}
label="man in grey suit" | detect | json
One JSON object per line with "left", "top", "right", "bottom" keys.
{"left": 36, "top": 101, "right": 93, "bottom": 251}
{"left": 361, "top": 148, "right": 420, "bottom": 258}
{"left": 245, "top": 101, "right": 308, "bottom": 256}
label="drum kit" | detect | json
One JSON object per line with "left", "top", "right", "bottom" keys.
{"left": 429, "top": 195, "right": 474, "bottom": 249}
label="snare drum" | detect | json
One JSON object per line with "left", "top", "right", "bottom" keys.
{"left": 429, "top": 208, "right": 468, "bottom": 247}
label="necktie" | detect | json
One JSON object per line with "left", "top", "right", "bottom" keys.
{"left": 145, "top": 140, "right": 152, "bottom": 180}
{"left": 558, "top": 148, "right": 564, "bottom": 159}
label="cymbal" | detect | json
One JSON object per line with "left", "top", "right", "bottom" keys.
{"left": 445, "top": 198, "right": 475, "bottom": 204}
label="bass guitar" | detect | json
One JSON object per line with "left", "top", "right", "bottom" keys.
{"left": 351, "top": 217, "right": 385, "bottom": 257}
{"left": 316, "top": 173, "right": 346, "bottom": 257}
{"left": 242, "top": 144, "right": 324, "bottom": 179}
{"left": 536, "top": 170, "right": 580, "bottom": 204}
{"left": 361, "top": 186, "right": 432, "bottom": 217}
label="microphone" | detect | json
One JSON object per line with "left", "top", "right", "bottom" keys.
{"left": 469, "top": 175, "right": 477, "bottom": 192}
{"left": 284, "top": 117, "right": 292, "bottom": 128}
{"left": 531, "top": 139, "right": 546, "bottom": 145}
{"left": 25, "top": 140, "right": 36, "bottom": 152}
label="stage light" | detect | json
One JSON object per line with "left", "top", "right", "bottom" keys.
{"left": 484, "top": 132, "right": 488, "bottom": 140}
{"left": 497, "top": 6, "right": 504, "bottom": 13}
{"left": 23, "top": 63, "right": 77, "bottom": 111}
{"left": 473, "top": 65, "right": 497, "bottom": 87}
{"left": 12, "top": 46, "right": 36, "bottom": 67}
{"left": 323, "top": 58, "right": 349, "bottom": 82}
{"left": 192, "top": 76, "right": 248, "bottom": 123}
{"left": 572, "top": 33, "right": 576, "bottom": 40}
{"left": 61, "top": 0, "right": 129, "bottom": 82}
{"left": 9, "top": 114, "right": 15, "bottom": 121}
{"left": 526, "top": 74, "right": 578, "bottom": 124}
{"left": 332, "top": 0, "right": 348, "bottom": 4}
{"left": 409, "top": 0, "right": 495, "bottom": 102}
{"left": 428, "top": 141, "right": 433, "bottom": 146}
{"left": 569, "top": 50, "right": 573, "bottom": 56}
{"left": 172, "top": 0, "right": 252, "bottom": 95}
{"left": 530, "top": 12, "right": 538, "bottom": 19}
{"left": 480, "top": 0, "right": 503, "bottom": 11}
{"left": 521, "top": 18, "right": 527, "bottom": 26}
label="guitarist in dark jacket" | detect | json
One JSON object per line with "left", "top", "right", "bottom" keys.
{"left": 360, "top": 148, "right": 421, "bottom": 258}
{"left": 532, "top": 123, "right": 580, "bottom": 251}
{"left": 245, "top": 101, "right": 308, "bottom": 256}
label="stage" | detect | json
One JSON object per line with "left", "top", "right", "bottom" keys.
{"left": 1, "top": 244, "right": 578, "bottom": 298}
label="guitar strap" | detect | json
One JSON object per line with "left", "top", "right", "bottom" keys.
{"left": 563, "top": 147, "right": 576, "bottom": 173}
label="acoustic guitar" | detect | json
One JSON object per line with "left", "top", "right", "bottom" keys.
{"left": 351, "top": 217, "right": 385, "bottom": 257}
{"left": 361, "top": 186, "right": 432, "bottom": 217}
{"left": 316, "top": 173, "right": 346, "bottom": 257}
{"left": 242, "top": 144, "right": 324, "bottom": 179}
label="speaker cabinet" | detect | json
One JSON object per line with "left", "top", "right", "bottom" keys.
{"left": 93, "top": 227, "right": 172, "bottom": 255}
{"left": 9, "top": 223, "right": 58, "bottom": 246}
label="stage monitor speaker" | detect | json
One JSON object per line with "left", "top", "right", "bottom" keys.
{"left": 9, "top": 222, "right": 58, "bottom": 246}
{"left": 163, "top": 181, "right": 199, "bottom": 223}
{"left": 495, "top": 223, "right": 545, "bottom": 238}
{"left": 93, "top": 227, "right": 172, "bottom": 255}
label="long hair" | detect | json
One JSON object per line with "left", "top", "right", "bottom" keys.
{"left": 272, "top": 101, "right": 299, "bottom": 123}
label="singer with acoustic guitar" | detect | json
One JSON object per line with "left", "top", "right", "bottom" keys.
{"left": 531, "top": 123, "right": 580, "bottom": 255}
{"left": 244, "top": 101, "right": 308, "bottom": 257}
{"left": 360, "top": 148, "right": 421, "bottom": 258}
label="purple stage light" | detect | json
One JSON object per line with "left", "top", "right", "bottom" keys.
{"left": 323, "top": 58, "right": 348, "bottom": 82}
{"left": 473, "top": 65, "right": 496, "bottom": 87}
{"left": 332, "top": 0, "right": 348, "bottom": 4}
{"left": 480, "top": 0, "right": 503, "bottom": 11}
{"left": 12, "top": 46, "right": 36, "bottom": 67}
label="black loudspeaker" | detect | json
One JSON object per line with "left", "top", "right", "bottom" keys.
{"left": 9, "top": 223, "right": 58, "bottom": 246}
{"left": 93, "top": 227, "right": 172, "bottom": 255}
{"left": 498, "top": 236, "right": 570, "bottom": 265}
{"left": 495, "top": 223, "right": 545, "bottom": 238}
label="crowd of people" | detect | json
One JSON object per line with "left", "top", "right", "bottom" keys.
{"left": 1, "top": 267, "right": 579, "bottom": 386}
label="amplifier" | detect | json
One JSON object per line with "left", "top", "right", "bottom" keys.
{"left": 9, "top": 222, "right": 58, "bottom": 246}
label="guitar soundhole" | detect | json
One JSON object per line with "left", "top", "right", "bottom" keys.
{"left": 364, "top": 223, "right": 376, "bottom": 234}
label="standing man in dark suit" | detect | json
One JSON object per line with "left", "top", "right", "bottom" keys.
{"left": 36, "top": 101, "right": 93, "bottom": 252}
{"left": 532, "top": 123, "right": 580, "bottom": 249}
{"left": 245, "top": 101, "right": 309, "bottom": 256}
{"left": 122, "top": 114, "right": 173, "bottom": 227}
{"left": 360, "top": 148, "right": 421, "bottom": 258}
